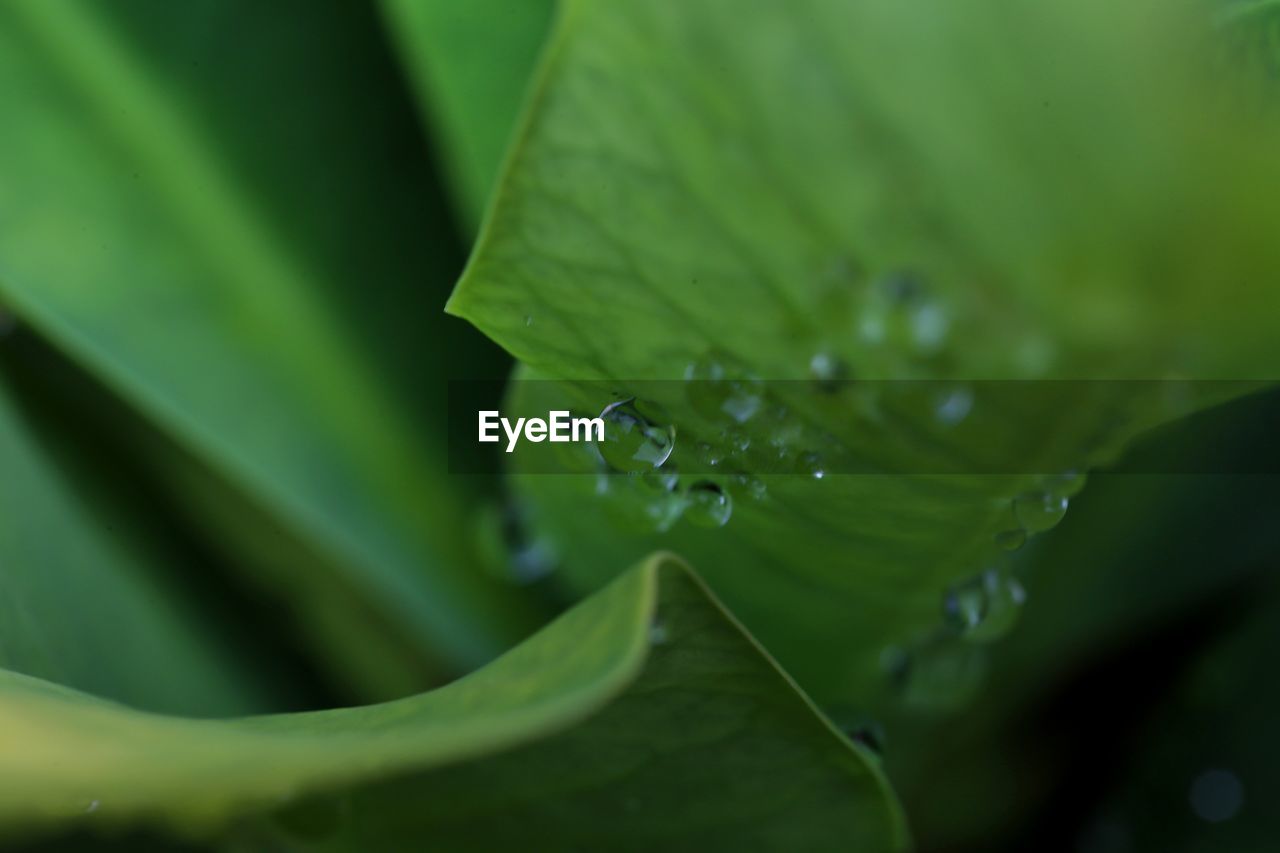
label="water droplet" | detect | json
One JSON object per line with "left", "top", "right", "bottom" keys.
{"left": 684, "top": 481, "right": 732, "bottom": 528}
{"left": 649, "top": 619, "right": 670, "bottom": 646}
{"left": 934, "top": 386, "right": 973, "bottom": 426}
{"left": 721, "top": 429, "right": 751, "bottom": 454}
{"left": 524, "top": 315, "right": 534, "bottom": 327}
{"left": 642, "top": 466, "right": 680, "bottom": 493}
{"left": 512, "top": 537, "right": 559, "bottom": 584}
{"left": 1014, "top": 491, "right": 1069, "bottom": 534}
{"left": 994, "top": 529, "right": 1027, "bottom": 551}
{"left": 909, "top": 300, "right": 950, "bottom": 355}
{"left": 733, "top": 474, "right": 768, "bottom": 502}
{"left": 696, "top": 441, "right": 724, "bottom": 469}
{"left": 598, "top": 398, "right": 676, "bottom": 473}
{"left": 1189, "top": 769, "right": 1243, "bottom": 823}
{"left": 684, "top": 353, "right": 763, "bottom": 423}
{"left": 809, "top": 351, "right": 849, "bottom": 392}
{"left": 798, "top": 451, "right": 826, "bottom": 479}
{"left": 943, "top": 570, "right": 1026, "bottom": 643}
{"left": 85, "top": 800, "right": 100, "bottom": 815}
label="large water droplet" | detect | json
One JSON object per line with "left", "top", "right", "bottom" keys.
{"left": 684, "top": 481, "right": 733, "bottom": 528}
{"left": 1014, "top": 491, "right": 1069, "bottom": 534}
{"left": 598, "top": 398, "right": 676, "bottom": 473}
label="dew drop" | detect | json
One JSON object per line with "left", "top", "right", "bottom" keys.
{"left": 943, "top": 569, "right": 1026, "bottom": 643}
{"left": 733, "top": 473, "right": 768, "bottom": 502}
{"left": 524, "top": 315, "right": 534, "bottom": 327}
{"left": 684, "top": 481, "right": 733, "bottom": 528}
{"left": 684, "top": 353, "right": 763, "bottom": 423}
{"left": 642, "top": 466, "right": 680, "bottom": 493}
{"left": 1014, "top": 491, "right": 1069, "bottom": 534}
{"left": 648, "top": 619, "right": 670, "bottom": 646}
{"left": 909, "top": 300, "right": 950, "bottom": 355}
{"left": 934, "top": 386, "right": 973, "bottom": 426}
{"left": 696, "top": 441, "right": 724, "bottom": 469}
{"left": 721, "top": 428, "right": 752, "bottom": 454}
{"left": 798, "top": 451, "right": 826, "bottom": 479}
{"left": 598, "top": 398, "right": 676, "bottom": 473}
{"left": 809, "top": 351, "right": 849, "bottom": 392}
{"left": 85, "top": 800, "right": 100, "bottom": 815}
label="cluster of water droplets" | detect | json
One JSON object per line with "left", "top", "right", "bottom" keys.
{"left": 993, "top": 469, "right": 1086, "bottom": 553}
{"left": 586, "top": 390, "right": 753, "bottom": 532}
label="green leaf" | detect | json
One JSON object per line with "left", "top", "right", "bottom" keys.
{"left": 0, "top": 555, "right": 907, "bottom": 852}
{"left": 0, "top": 0, "right": 540, "bottom": 690}
{"left": 0, "top": 376, "right": 269, "bottom": 717}
{"left": 447, "top": 0, "right": 1280, "bottom": 702}
{"left": 380, "top": 0, "right": 555, "bottom": 228}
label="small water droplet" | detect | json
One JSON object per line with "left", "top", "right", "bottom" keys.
{"left": 934, "top": 386, "right": 973, "bottom": 426}
{"left": 512, "top": 537, "right": 559, "bottom": 584}
{"left": 720, "top": 428, "right": 751, "bottom": 455}
{"left": 524, "top": 315, "right": 534, "bottom": 327}
{"left": 696, "top": 441, "right": 724, "bottom": 468}
{"left": 798, "top": 451, "right": 826, "bottom": 479}
{"left": 1014, "top": 491, "right": 1069, "bottom": 534}
{"left": 684, "top": 481, "right": 732, "bottom": 528}
{"left": 649, "top": 619, "right": 670, "bottom": 646}
{"left": 909, "top": 300, "right": 950, "bottom": 355}
{"left": 809, "top": 351, "right": 849, "bottom": 392}
{"left": 684, "top": 352, "right": 763, "bottom": 423}
{"left": 642, "top": 466, "right": 680, "bottom": 493}
{"left": 943, "top": 569, "right": 1026, "bottom": 643}
{"left": 598, "top": 398, "right": 676, "bottom": 473}
{"left": 733, "top": 474, "right": 768, "bottom": 502}
{"left": 85, "top": 800, "right": 100, "bottom": 815}
{"left": 1189, "top": 769, "right": 1243, "bottom": 823}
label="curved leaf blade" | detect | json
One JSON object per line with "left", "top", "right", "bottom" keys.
{"left": 0, "top": 556, "right": 906, "bottom": 852}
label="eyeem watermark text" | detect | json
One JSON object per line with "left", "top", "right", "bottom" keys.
{"left": 478, "top": 410, "right": 605, "bottom": 453}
